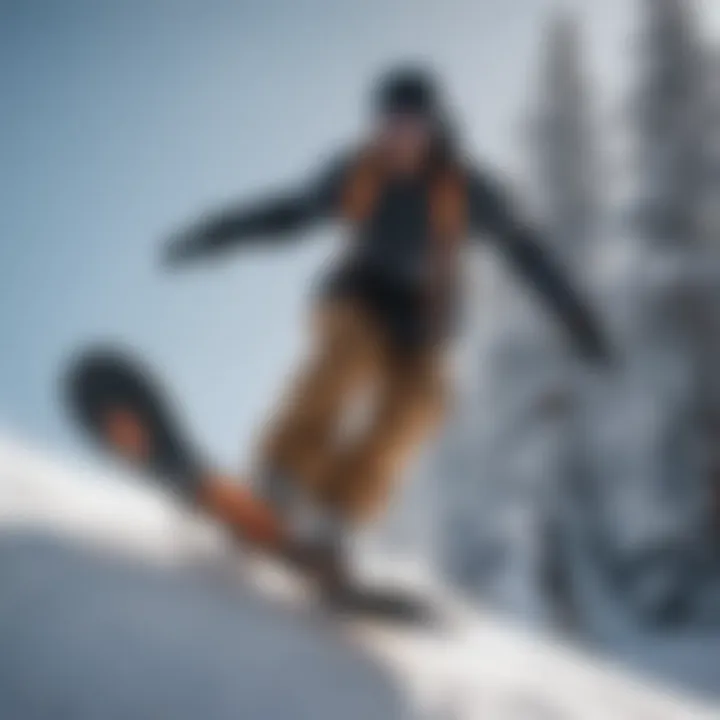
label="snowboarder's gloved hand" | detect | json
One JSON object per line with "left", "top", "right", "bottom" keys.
{"left": 578, "top": 330, "right": 613, "bottom": 368}
{"left": 162, "top": 226, "right": 209, "bottom": 267}
{"left": 569, "top": 311, "right": 615, "bottom": 369}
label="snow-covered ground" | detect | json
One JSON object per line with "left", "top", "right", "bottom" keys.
{"left": 0, "top": 434, "right": 716, "bottom": 720}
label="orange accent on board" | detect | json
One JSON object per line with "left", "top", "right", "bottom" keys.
{"left": 103, "top": 408, "right": 153, "bottom": 464}
{"left": 199, "top": 476, "right": 285, "bottom": 550}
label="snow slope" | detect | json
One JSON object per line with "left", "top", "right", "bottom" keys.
{"left": 0, "top": 434, "right": 716, "bottom": 720}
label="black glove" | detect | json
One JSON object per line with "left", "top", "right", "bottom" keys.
{"left": 579, "top": 331, "right": 613, "bottom": 367}
{"left": 568, "top": 310, "right": 615, "bottom": 368}
{"left": 162, "top": 226, "right": 209, "bottom": 268}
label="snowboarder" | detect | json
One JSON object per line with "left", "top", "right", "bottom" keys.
{"left": 153, "top": 67, "right": 609, "bottom": 578}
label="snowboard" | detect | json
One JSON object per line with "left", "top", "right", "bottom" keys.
{"left": 63, "top": 346, "right": 439, "bottom": 627}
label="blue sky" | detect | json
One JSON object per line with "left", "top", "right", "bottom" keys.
{"left": 1, "top": 0, "right": 717, "bottom": 469}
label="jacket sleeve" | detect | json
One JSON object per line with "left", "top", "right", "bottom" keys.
{"left": 163, "top": 153, "right": 350, "bottom": 265}
{"left": 467, "top": 168, "right": 610, "bottom": 364}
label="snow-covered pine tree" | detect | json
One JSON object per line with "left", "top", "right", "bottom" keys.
{"left": 691, "top": 45, "right": 720, "bottom": 570}
{"left": 533, "top": 10, "right": 598, "bottom": 272}
{"left": 437, "top": 10, "right": 599, "bottom": 627}
{"left": 700, "top": 48, "right": 720, "bottom": 250}
{"left": 586, "top": 0, "right": 714, "bottom": 626}
{"left": 523, "top": 9, "right": 603, "bottom": 630}
{"left": 632, "top": 0, "right": 704, "bottom": 247}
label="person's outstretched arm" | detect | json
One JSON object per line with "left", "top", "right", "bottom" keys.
{"left": 468, "top": 168, "right": 611, "bottom": 364}
{"left": 163, "top": 153, "right": 349, "bottom": 266}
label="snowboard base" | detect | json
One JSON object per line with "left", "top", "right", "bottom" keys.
{"left": 64, "top": 346, "right": 440, "bottom": 628}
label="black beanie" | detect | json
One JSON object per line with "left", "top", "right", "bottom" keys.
{"left": 374, "top": 67, "right": 441, "bottom": 119}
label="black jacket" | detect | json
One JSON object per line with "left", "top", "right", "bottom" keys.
{"left": 165, "top": 153, "right": 608, "bottom": 361}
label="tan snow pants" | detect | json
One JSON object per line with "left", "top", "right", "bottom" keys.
{"left": 259, "top": 298, "right": 447, "bottom": 524}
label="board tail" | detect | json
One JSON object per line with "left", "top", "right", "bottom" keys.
{"left": 61, "top": 346, "right": 439, "bottom": 625}
{"left": 64, "top": 346, "right": 207, "bottom": 501}
{"left": 63, "top": 345, "right": 286, "bottom": 549}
